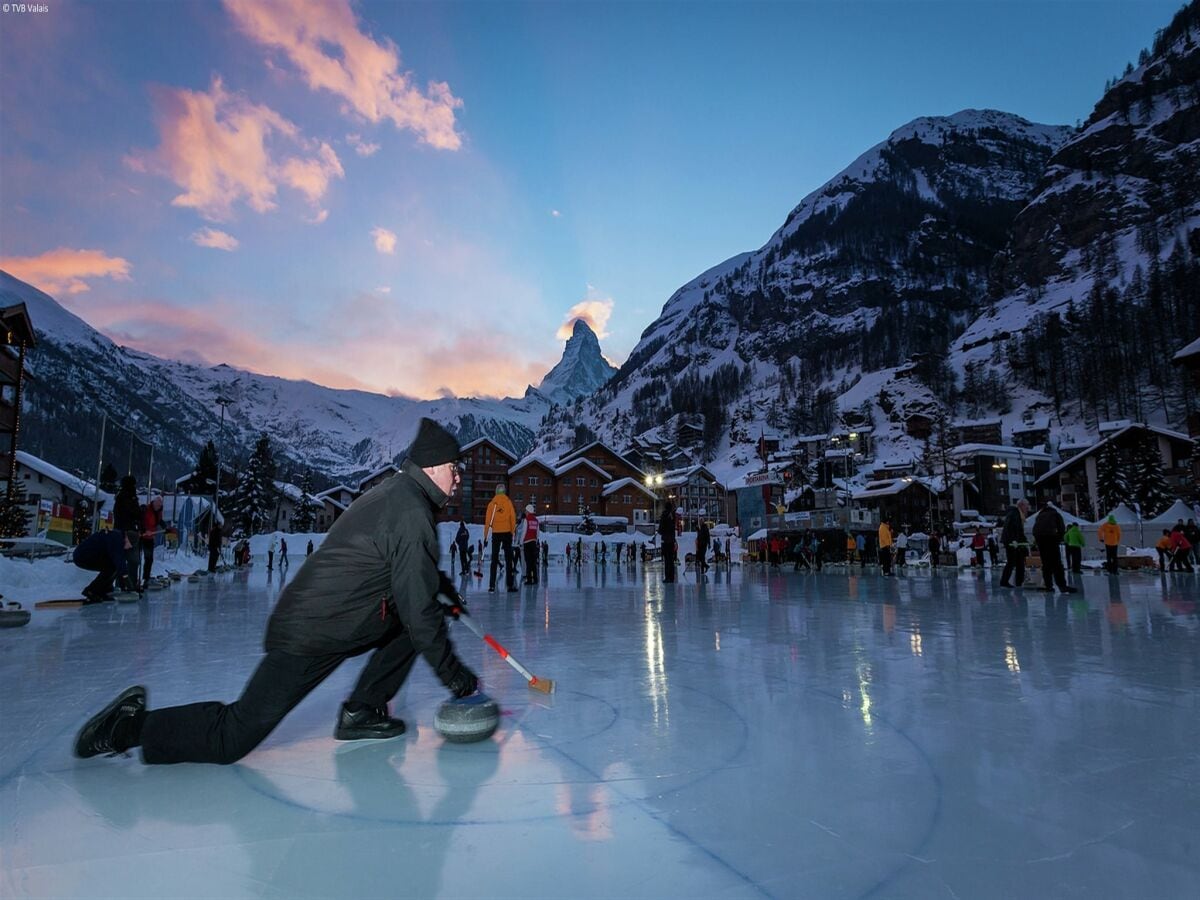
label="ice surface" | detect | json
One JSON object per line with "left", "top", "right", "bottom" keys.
{"left": 2, "top": 556, "right": 1198, "bottom": 899}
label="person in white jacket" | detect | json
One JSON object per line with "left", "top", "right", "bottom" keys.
{"left": 894, "top": 529, "right": 908, "bottom": 568}
{"left": 268, "top": 534, "right": 278, "bottom": 571}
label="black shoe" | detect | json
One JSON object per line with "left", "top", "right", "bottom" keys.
{"left": 487, "top": 586, "right": 495, "bottom": 593}
{"left": 74, "top": 686, "right": 146, "bottom": 758}
{"left": 1062, "top": 587, "right": 1079, "bottom": 593}
{"left": 1039, "top": 587, "right": 1055, "bottom": 592}
{"left": 999, "top": 582, "right": 1012, "bottom": 588}
{"left": 334, "top": 703, "right": 406, "bottom": 741}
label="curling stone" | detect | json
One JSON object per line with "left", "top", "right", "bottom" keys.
{"left": 148, "top": 580, "right": 168, "bottom": 591}
{"left": 187, "top": 574, "right": 200, "bottom": 583}
{"left": 0, "top": 602, "right": 31, "bottom": 628}
{"left": 113, "top": 591, "right": 140, "bottom": 604}
{"left": 434, "top": 693, "right": 500, "bottom": 743}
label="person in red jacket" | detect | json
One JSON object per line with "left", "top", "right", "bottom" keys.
{"left": 139, "top": 496, "right": 164, "bottom": 591}
{"left": 517, "top": 504, "right": 541, "bottom": 585}
{"left": 1168, "top": 527, "right": 1194, "bottom": 572}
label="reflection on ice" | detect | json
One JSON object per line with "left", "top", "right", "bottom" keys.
{"left": 2, "top": 560, "right": 1198, "bottom": 898}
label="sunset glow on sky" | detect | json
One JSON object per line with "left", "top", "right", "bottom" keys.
{"left": 0, "top": 0, "right": 1178, "bottom": 398}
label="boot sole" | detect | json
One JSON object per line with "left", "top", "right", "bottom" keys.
{"left": 74, "top": 685, "right": 146, "bottom": 758}
{"left": 334, "top": 723, "right": 407, "bottom": 741}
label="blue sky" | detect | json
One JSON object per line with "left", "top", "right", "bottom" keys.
{"left": 0, "top": 0, "right": 1181, "bottom": 398}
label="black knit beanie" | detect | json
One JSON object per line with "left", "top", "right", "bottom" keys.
{"left": 406, "top": 418, "right": 461, "bottom": 467}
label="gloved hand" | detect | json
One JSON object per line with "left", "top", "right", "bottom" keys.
{"left": 437, "top": 571, "right": 467, "bottom": 619}
{"left": 447, "top": 665, "right": 479, "bottom": 699}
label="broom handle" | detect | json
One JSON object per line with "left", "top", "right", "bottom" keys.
{"left": 456, "top": 611, "right": 539, "bottom": 684}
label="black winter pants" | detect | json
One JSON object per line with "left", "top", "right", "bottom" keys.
{"left": 1066, "top": 546, "right": 1082, "bottom": 573}
{"left": 140, "top": 539, "right": 155, "bottom": 586}
{"left": 662, "top": 542, "right": 676, "bottom": 582}
{"left": 1001, "top": 545, "right": 1026, "bottom": 586}
{"left": 489, "top": 533, "right": 514, "bottom": 589}
{"left": 1037, "top": 539, "right": 1068, "bottom": 591}
{"left": 139, "top": 628, "right": 419, "bottom": 765}
{"left": 1105, "top": 545, "right": 1119, "bottom": 573}
{"left": 522, "top": 541, "right": 538, "bottom": 583}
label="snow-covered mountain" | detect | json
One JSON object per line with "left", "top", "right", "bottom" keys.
{"left": 535, "top": 319, "right": 618, "bottom": 406}
{"left": 538, "top": 109, "right": 1074, "bottom": 477}
{"left": 538, "top": 2, "right": 1199, "bottom": 484}
{"left": 2, "top": 272, "right": 559, "bottom": 485}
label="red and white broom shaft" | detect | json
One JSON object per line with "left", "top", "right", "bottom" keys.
{"left": 455, "top": 610, "right": 547, "bottom": 689}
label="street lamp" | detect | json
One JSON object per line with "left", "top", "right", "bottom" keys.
{"left": 213, "top": 393, "right": 233, "bottom": 517}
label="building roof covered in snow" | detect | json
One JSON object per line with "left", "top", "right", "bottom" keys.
{"left": 950, "top": 443, "right": 1052, "bottom": 460}
{"left": 15, "top": 450, "right": 111, "bottom": 506}
{"left": 1036, "top": 423, "right": 1195, "bottom": 485}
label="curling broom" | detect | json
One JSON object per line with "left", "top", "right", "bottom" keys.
{"left": 448, "top": 606, "right": 555, "bottom": 694}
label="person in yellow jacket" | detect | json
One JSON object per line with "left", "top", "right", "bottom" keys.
{"left": 1098, "top": 515, "right": 1122, "bottom": 575}
{"left": 483, "top": 484, "right": 517, "bottom": 592}
{"left": 878, "top": 519, "right": 894, "bottom": 576}
{"left": 845, "top": 532, "right": 856, "bottom": 564}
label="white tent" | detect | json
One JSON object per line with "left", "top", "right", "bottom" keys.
{"left": 1048, "top": 502, "right": 1089, "bottom": 527}
{"left": 1096, "top": 503, "right": 1141, "bottom": 525}
{"left": 1145, "top": 499, "right": 1198, "bottom": 528}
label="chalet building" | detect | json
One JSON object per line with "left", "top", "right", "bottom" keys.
{"left": 1034, "top": 423, "right": 1195, "bottom": 519}
{"left": 949, "top": 444, "right": 1052, "bottom": 518}
{"left": 358, "top": 463, "right": 401, "bottom": 495}
{"left": 451, "top": 437, "right": 518, "bottom": 523}
{"left": 601, "top": 477, "right": 657, "bottom": 525}
{"left": 552, "top": 457, "right": 611, "bottom": 515}
{"left": 851, "top": 478, "right": 939, "bottom": 531}
{"left": 647, "top": 465, "right": 728, "bottom": 529}
{"left": 557, "top": 441, "right": 645, "bottom": 485}
{"left": 905, "top": 413, "right": 934, "bottom": 439}
{"left": 1011, "top": 418, "right": 1051, "bottom": 450}
{"left": 13, "top": 450, "right": 111, "bottom": 522}
{"left": 953, "top": 418, "right": 1003, "bottom": 446}
{"left": 1, "top": 303, "right": 35, "bottom": 507}
{"left": 507, "top": 455, "right": 558, "bottom": 516}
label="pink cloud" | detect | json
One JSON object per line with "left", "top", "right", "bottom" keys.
{"left": 190, "top": 228, "right": 239, "bottom": 251}
{"left": 347, "top": 133, "right": 381, "bottom": 157}
{"left": 223, "top": 0, "right": 463, "bottom": 150}
{"left": 371, "top": 226, "right": 397, "bottom": 255}
{"left": 131, "top": 77, "right": 344, "bottom": 221}
{"left": 556, "top": 291, "right": 614, "bottom": 339}
{"left": 0, "top": 248, "right": 131, "bottom": 295}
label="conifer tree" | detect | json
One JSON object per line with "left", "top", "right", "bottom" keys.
{"left": 0, "top": 482, "right": 33, "bottom": 538}
{"left": 1129, "top": 435, "right": 1172, "bottom": 518}
{"left": 1095, "top": 442, "right": 1131, "bottom": 516}
{"left": 290, "top": 470, "right": 320, "bottom": 533}
{"left": 230, "top": 434, "right": 277, "bottom": 535}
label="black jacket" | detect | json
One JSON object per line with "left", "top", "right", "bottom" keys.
{"left": 113, "top": 489, "right": 140, "bottom": 533}
{"left": 73, "top": 530, "right": 128, "bottom": 576}
{"left": 1031, "top": 506, "right": 1065, "bottom": 543}
{"left": 1000, "top": 506, "right": 1027, "bottom": 547}
{"left": 455, "top": 523, "right": 469, "bottom": 548}
{"left": 658, "top": 508, "right": 676, "bottom": 545}
{"left": 265, "top": 459, "right": 467, "bottom": 687}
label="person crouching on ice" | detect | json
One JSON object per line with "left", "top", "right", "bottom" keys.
{"left": 74, "top": 417, "right": 480, "bottom": 764}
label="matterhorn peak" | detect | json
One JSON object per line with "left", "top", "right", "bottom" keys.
{"left": 536, "top": 318, "right": 618, "bottom": 406}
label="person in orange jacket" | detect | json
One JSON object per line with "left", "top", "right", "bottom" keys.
{"left": 1098, "top": 515, "right": 1122, "bottom": 574}
{"left": 1155, "top": 530, "right": 1173, "bottom": 571}
{"left": 878, "top": 519, "right": 894, "bottom": 576}
{"left": 483, "top": 484, "right": 517, "bottom": 592}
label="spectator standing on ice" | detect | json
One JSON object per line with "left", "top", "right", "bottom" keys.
{"left": 1064, "top": 523, "right": 1085, "bottom": 573}
{"left": 999, "top": 500, "right": 1030, "bottom": 588}
{"left": 697, "top": 520, "right": 710, "bottom": 573}
{"left": 895, "top": 529, "right": 908, "bottom": 568}
{"left": 267, "top": 534, "right": 277, "bottom": 571}
{"left": 971, "top": 528, "right": 987, "bottom": 568}
{"left": 207, "top": 520, "right": 222, "bottom": 573}
{"left": 878, "top": 520, "right": 894, "bottom": 576}
{"left": 139, "top": 495, "right": 164, "bottom": 590}
{"left": 986, "top": 533, "right": 999, "bottom": 568}
{"left": 1098, "top": 515, "right": 1122, "bottom": 575}
{"left": 483, "top": 484, "right": 517, "bottom": 593}
{"left": 659, "top": 501, "right": 677, "bottom": 583}
{"left": 113, "top": 476, "right": 141, "bottom": 591}
{"left": 306, "top": 539, "right": 314, "bottom": 557}
{"left": 517, "top": 504, "right": 540, "bottom": 585}
{"left": 455, "top": 521, "right": 470, "bottom": 573}
{"left": 1032, "top": 500, "right": 1076, "bottom": 594}
{"left": 928, "top": 532, "right": 941, "bottom": 569}
{"left": 279, "top": 537, "right": 288, "bottom": 567}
